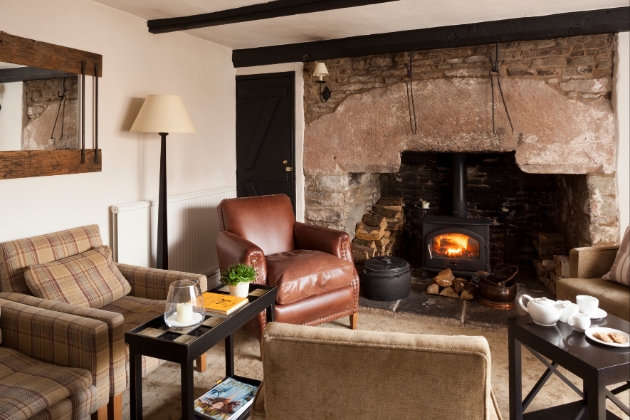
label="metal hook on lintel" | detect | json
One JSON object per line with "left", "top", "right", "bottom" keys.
{"left": 489, "top": 42, "right": 514, "bottom": 135}
{"left": 80, "top": 60, "right": 86, "bottom": 164}
{"left": 405, "top": 51, "right": 418, "bottom": 135}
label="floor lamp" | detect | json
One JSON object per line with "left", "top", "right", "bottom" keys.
{"left": 130, "top": 95, "right": 195, "bottom": 269}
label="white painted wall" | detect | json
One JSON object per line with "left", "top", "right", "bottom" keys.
{"left": 0, "top": 82, "right": 23, "bottom": 151}
{"left": 0, "top": 0, "right": 236, "bottom": 243}
{"left": 613, "top": 32, "right": 629, "bottom": 238}
{"left": 236, "top": 63, "right": 306, "bottom": 222}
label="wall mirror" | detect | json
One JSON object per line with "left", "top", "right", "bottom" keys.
{"left": 0, "top": 31, "right": 102, "bottom": 179}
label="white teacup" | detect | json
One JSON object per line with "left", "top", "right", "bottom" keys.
{"left": 559, "top": 302, "right": 580, "bottom": 323}
{"left": 568, "top": 313, "right": 591, "bottom": 332}
{"left": 576, "top": 295, "right": 599, "bottom": 315}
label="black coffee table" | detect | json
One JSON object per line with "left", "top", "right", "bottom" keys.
{"left": 125, "top": 283, "right": 277, "bottom": 420}
{"left": 508, "top": 314, "right": 630, "bottom": 420}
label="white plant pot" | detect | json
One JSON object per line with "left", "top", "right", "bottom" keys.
{"left": 229, "top": 282, "right": 250, "bottom": 298}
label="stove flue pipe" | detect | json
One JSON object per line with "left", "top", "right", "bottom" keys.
{"left": 452, "top": 153, "right": 467, "bottom": 218}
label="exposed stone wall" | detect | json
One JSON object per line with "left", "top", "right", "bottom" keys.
{"left": 305, "top": 173, "right": 380, "bottom": 237}
{"left": 380, "top": 152, "right": 558, "bottom": 269}
{"left": 556, "top": 174, "right": 619, "bottom": 249}
{"left": 22, "top": 77, "right": 78, "bottom": 150}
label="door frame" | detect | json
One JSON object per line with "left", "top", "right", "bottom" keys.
{"left": 235, "top": 71, "right": 296, "bottom": 213}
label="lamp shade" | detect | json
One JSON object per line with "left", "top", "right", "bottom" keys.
{"left": 130, "top": 95, "right": 196, "bottom": 134}
{"left": 313, "top": 63, "right": 329, "bottom": 81}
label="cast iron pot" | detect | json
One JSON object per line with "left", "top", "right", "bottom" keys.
{"left": 361, "top": 256, "right": 411, "bottom": 301}
{"left": 476, "top": 265, "right": 519, "bottom": 310}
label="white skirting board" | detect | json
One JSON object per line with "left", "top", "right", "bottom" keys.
{"left": 111, "top": 187, "right": 236, "bottom": 277}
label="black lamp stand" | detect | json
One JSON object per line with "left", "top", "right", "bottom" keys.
{"left": 157, "top": 132, "right": 169, "bottom": 269}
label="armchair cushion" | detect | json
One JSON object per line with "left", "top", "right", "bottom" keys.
{"left": 24, "top": 246, "right": 131, "bottom": 309}
{"left": 0, "top": 225, "right": 102, "bottom": 294}
{"left": 116, "top": 263, "right": 207, "bottom": 300}
{"left": 0, "top": 347, "right": 96, "bottom": 420}
{"left": 603, "top": 226, "right": 629, "bottom": 286}
{"left": 266, "top": 250, "right": 356, "bottom": 305}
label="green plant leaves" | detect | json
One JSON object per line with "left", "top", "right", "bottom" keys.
{"left": 220, "top": 263, "right": 257, "bottom": 286}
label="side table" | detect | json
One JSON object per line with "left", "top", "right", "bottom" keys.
{"left": 508, "top": 314, "right": 630, "bottom": 419}
{"left": 125, "top": 284, "right": 277, "bottom": 420}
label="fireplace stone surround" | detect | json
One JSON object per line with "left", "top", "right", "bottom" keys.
{"left": 303, "top": 34, "right": 620, "bottom": 270}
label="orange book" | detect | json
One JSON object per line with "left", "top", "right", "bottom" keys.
{"left": 202, "top": 292, "right": 248, "bottom": 316}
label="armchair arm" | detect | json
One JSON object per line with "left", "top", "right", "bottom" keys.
{"left": 0, "top": 299, "right": 110, "bottom": 407}
{"left": 569, "top": 246, "right": 620, "bottom": 278}
{"left": 115, "top": 264, "right": 208, "bottom": 298}
{"left": 293, "top": 222, "right": 353, "bottom": 263}
{"left": 216, "top": 231, "right": 267, "bottom": 284}
{"left": 0, "top": 292, "right": 126, "bottom": 397}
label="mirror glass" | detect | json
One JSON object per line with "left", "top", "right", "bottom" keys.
{"left": 0, "top": 61, "right": 79, "bottom": 152}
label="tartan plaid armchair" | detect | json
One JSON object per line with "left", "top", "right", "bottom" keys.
{"left": 0, "top": 299, "right": 110, "bottom": 420}
{"left": 0, "top": 225, "right": 208, "bottom": 419}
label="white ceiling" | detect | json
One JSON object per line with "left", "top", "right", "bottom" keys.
{"left": 91, "top": 0, "right": 629, "bottom": 49}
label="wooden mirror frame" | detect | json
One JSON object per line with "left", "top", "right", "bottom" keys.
{"left": 0, "top": 31, "right": 102, "bottom": 180}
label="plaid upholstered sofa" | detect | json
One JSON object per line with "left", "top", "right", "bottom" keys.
{"left": 0, "top": 225, "right": 208, "bottom": 419}
{"left": 0, "top": 299, "right": 110, "bottom": 420}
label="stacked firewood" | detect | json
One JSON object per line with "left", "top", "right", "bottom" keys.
{"left": 426, "top": 268, "right": 477, "bottom": 300}
{"left": 351, "top": 197, "right": 404, "bottom": 264}
{"left": 532, "top": 232, "right": 569, "bottom": 294}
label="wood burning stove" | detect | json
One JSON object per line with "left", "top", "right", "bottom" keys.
{"left": 422, "top": 153, "right": 491, "bottom": 276}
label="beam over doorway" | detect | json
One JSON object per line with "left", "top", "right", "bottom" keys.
{"left": 148, "top": 0, "right": 399, "bottom": 34}
{"left": 232, "top": 7, "right": 630, "bottom": 67}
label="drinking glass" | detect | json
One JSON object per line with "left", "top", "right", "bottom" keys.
{"left": 164, "top": 279, "right": 204, "bottom": 329}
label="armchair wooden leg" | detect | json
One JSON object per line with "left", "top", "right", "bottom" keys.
{"left": 107, "top": 393, "right": 122, "bottom": 420}
{"left": 195, "top": 353, "right": 207, "bottom": 373}
{"left": 91, "top": 404, "right": 107, "bottom": 420}
{"left": 350, "top": 313, "right": 358, "bottom": 330}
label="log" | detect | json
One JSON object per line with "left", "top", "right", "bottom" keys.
{"left": 372, "top": 205, "right": 403, "bottom": 220}
{"left": 433, "top": 268, "right": 454, "bottom": 287}
{"left": 554, "top": 255, "right": 570, "bottom": 277}
{"left": 541, "top": 260, "right": 557, "bottom": 271}
{"left": 353, "top": 238, "right": 376, "bottom": 249}
{"left": 459, "top": 282, "right": 478, "bottom": 300}
{"left": 383, "top": 231, "right": 391, "bottom": 238}
{"left": 355, "top": 223, "right": 385, "bottom": 241}
{"left": 361, "top": 213, "right": 387, "bottom": 229}
{"left": 453, "top": 278, "right": 467, "bottom": 294}
{"left": 387, "top": 221, "right": 404, "bottom": 231}
{"left": 427, "top": 283, "right": 440, "bottom": 295}
{"left": 384, "top": 243, "right": 393, "bottom": 255}
{"left": 351, "top": 245, "right": 374, "bottom": 263}
{"left": 375, "top": 238, "right": 390, "bottom": 247}
{"left": 440, "top": 286, "right": 460, "bottom": 299}
{"left": 377, "top": 197, "right": 404, "bottom": 208}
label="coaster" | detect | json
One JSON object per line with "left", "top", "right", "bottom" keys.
{"left": 202, "top": 317, "right": 224, "bottom": 328}
{"left": 173, "top": 335, "right": 197, "bottom": 344}
{"left": 137, "top": 328, "right": 165, "bottom": 338}
{"left": 248, "top": 288, "right": 267, "bottom": 297}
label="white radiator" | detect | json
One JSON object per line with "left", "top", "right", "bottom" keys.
{"left": 111, "top": 187, "right": 236, "bottom": 277}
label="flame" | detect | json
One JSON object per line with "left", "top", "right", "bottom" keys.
{"left": 432, "top": 233, "right": 474, "bottom": 257}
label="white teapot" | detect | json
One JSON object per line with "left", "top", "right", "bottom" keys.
{"left": 518, "top": 295, "right": 564, "bottom": 326}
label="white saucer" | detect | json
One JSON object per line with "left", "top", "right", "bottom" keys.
{"left": 165, "top": 312, "right": 203, "bottom": 328}
{"left": 587, "top": 308, "right": 607, "bottom": 320}
{"left": 585, "top": 327, "right": 629, "bottom": 347}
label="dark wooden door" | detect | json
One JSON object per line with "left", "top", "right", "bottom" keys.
{"left": 236, "top": 72, "right": 295, "bottom": 212}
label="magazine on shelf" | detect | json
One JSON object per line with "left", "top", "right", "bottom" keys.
{"left": 202, "top": 293, "right": 248, "bottom": 316}
{"left": 193, "top": 377, "right": 258, "bottom": 420}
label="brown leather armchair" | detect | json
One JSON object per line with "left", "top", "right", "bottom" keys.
{"left": 216, "top": 194, "right": 359, "bottom": 339}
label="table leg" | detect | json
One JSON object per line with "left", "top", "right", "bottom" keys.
{"left": 225, "top": 334, "right": 234, "bottom": 378}
{"left": 267, "top": 303, "right": 276, "bottom": 323}
{"left": 129, "top": 351, "right": 143, "bottom": 420}
{"left": 585, "top": 374, "right": 606, "bottom": 420}
{"left": 509, "top": 329, "right": 523, "bottom": 420}
{"left": 181, "top": 360, "right": 195, "bottom": 420}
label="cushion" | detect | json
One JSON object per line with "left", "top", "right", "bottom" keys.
{"left": 0, "top": 347, "right": 94, "bottom": 420}
{"left": 603, "top": 226, "right": 629, "bottom": 286}
{"left": 24, "top": 246, "right": 131, "bottom": 309}
{"left": 265, "top": 250, "right": 355, "bottom": 305}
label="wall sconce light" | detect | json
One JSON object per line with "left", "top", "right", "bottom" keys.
{"left": 313, "top": 62, "right": 331, "bottom": 103}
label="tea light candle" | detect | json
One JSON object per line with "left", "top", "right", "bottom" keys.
{"left": 176, "top": 302, "right": 193, "bottom": 323}
{"left": 422, "top": 200, "right": 430, "bottom": 209}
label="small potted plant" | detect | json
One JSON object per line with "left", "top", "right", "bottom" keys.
{"left": 221, "top": 263, "right": 257, "bottom": 297}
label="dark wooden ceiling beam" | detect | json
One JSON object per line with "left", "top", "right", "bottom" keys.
{"left": 148, "top": 0, "right": 399, "bottom": 34}
{"left": 232, "top": 7, "right": 630, "bottom": 67}
{"left": 0, "top": 67, "right": 76, "bottom": 83}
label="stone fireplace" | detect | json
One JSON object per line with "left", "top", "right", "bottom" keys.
{"left": 302, "top": 34, "right": 620, "bottom": 272}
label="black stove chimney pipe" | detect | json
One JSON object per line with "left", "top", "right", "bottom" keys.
{"left": 452, "top": 153, "right": 467, "bottom": 218}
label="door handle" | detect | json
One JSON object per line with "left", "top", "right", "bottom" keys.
{"left": 285, "top": 167, "right": 293, "bottom": 172}
{"left": 282, "top": 160, "right": 288, "bottom": 164}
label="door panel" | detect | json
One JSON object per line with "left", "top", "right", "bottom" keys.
{"left": 236, "top": 73, "right": 295, "bottom": 213}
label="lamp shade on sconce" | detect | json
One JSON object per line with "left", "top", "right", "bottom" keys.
{"left": 130, "top": 95, "right": 196, "bottom": 134}
{"left": 313, "top": 63, "right": 329, "bottom": 81}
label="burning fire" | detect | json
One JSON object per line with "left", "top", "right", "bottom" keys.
{"left": 432, "top": 233, "right": 479, "bottom": 258}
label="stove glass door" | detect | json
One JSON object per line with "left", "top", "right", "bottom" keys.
{"left": 430, "top": 232, "right": 480, "bottom": 259}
